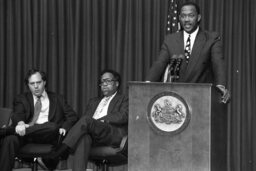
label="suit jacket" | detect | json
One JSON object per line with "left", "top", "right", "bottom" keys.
{"left": 11, "top": 91, "right": 78, "bottom": 131}
{"left": 146, "top": 29, "right": 226, "bottom": 86}
{"left": 83, "top": 92, "right": 128, "bottom": 135}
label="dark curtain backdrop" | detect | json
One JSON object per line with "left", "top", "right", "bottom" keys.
{"left": 0, "top": 0, "right": 255, "bottom": 171}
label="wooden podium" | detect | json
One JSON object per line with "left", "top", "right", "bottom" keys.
{"left": 128, "top": 82, "right": 227, "bottom": 171}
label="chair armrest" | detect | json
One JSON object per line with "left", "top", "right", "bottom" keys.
{"left": 116, "top": 135, "right": 128, "bottom": 155}
{"left": 119, "top": 135, "right": 127, "bottom": 150}
{"left": 57, "top": 134, "right": 65, "bottom": 145}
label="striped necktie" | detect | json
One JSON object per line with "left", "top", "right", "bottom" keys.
{"left": 184, "top": 34, "right": 191, "bottom": 63}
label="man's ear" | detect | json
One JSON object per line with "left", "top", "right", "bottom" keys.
{"left": 197, "top": 14, "right": 201, "bottom": 23}
{"left": 43, "top": 81, "right": 47, "bottom": 87}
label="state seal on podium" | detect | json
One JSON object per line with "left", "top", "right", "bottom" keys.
{"left": 147, "top": 91, "right": 191, "bottom": 136}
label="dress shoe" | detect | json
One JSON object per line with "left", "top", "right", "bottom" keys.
{"left": 36, "top": 157, "right": 50, "bottom": 170}
{"left": 48, "top": 143, "right": 70, "bottom": 160}
{"left": 41, "top": 158, "right": 59, "bottom": 170}
{"left": 38, "top": 144, "right": 70, "bottom": 170}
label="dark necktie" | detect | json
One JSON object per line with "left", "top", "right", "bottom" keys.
{"left": 29, "top": 96, "right": 42, "bottom": 126}
{"left": 184, "top": 34, "right": 191, "bottom": 63}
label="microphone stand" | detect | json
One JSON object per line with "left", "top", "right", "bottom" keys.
{"left": 173, "top": 54, "right": 184, "bottom": 81}
{"left": 167, "top": 55, "right": 177, "bottom": 82}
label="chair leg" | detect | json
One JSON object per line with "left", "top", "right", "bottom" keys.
{"left": 95, "top": 164, "right": 100, "bottom": 171}
{"left": 103, "top": 164, "right": 108, "bottom": 171}
{"left": 102, "top": 160, "right": 108, "bottom": 171}
{"left": 32, "top": 158, "right": 38, "bottom": 171}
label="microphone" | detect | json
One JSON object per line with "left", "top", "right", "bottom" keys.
{"left": 165, "top": 55, "right": 177, "bottom": 82}
{"left": 173, "top": 54, "right": 185, "bottom": 80}
{"left": 169, "top": 54, "right": 178, "bottom": 76}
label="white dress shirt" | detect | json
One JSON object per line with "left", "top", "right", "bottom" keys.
{"left": 32, "top": 90, "right": 50, "bottom": 124}
{"left": 93, "top": 92, "right": 117, "bottom": 120}
{"left": 183, "top": 26, "right": 199, "bottom": 53}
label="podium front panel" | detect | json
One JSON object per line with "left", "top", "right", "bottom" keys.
{"left": 128, "top": 82, "right": 212, "bottom": 171}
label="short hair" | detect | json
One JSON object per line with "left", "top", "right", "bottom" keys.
{"left": 100, "top": 69, "right": 121, "bottom": 88}
{"left": 24, "top": 69, "right": 47, "bottom": 85}
{"left": 179, "top": 1, "right": 201, "bottom": 15}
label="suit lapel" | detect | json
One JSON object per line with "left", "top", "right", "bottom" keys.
{"left": 178, "top": 31, "right": 189, "bottom": 80}
{"left": 176, "top": 32, "right": 185, "bottom": 54}
{"left": 90, "top": 98, "right": 102, "bottom": 117}
{"left": 107, "top": 93, "right": 119, "bottom": 114}
{"left": 185, "top": 30, "right": 206, "bottom": 80}
{"left": 27, "top": 92, "right": 34, "bottom": 118}
{"left": 48, "top": 92, "right": 57, "bottom": 120}
{"left": 90, "top": 92, "right": 119, "bottom": 118}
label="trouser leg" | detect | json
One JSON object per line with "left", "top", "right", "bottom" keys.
{"left": 0, "top": 135, "right": 21, "bottom": 171}
{"left": 25, "top": 122, "right": 59, "bottom": 144}
{"left": 63, "top": 115, "right": 92, "bottom": 149}
{"left": 63, "top": 115, "right": 122, "bottom": 149}
{"left": 72, "top": 135, "right": 92, "bottom": 171}
{"left": 0, "top": 126, "right": 15, "bottom": 138}
{"left": 0, "top": 122, "right": 59, "bottom": 171}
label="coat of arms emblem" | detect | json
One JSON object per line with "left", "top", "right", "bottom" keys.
{"left": 147, "top": 92, "right": 191, "bottom": 135}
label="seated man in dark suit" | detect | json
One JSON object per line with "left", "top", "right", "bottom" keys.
{"left": 48, "top": 69, "right": 128, "bottom": 171}
{"left": 0, "top": 69, "right": 78, "bottom": 171}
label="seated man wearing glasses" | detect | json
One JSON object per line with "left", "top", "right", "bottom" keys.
{"left": 47, "top": 69, "right": 128, "bottom": 171}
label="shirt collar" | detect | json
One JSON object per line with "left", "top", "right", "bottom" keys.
{"left": 33, "top": 90, "right": 47, "bottom": 101}
{"left": 183, "top": 27, "right": 199, "bottom": 50}
{"left": 184, "top": 26, "right": 199, "bottom": 39}
{"left": 104, "top": 91, "right": 117, "bottom": 100}
{"left": 184, "top": 27, "right": 199, "bottom": 40}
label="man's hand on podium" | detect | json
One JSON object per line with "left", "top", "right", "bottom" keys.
{"left": 216, "top": 85, "right": 231, "bottom": 104}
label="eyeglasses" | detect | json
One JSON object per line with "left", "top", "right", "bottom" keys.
{"left": 99, "top": 79, "right": 116, "bottom": 86}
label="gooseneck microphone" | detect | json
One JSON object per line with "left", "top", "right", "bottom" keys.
{"left": 167, "top": 54, "right": 185, "bottom": 82}
{"left": 169, "top": 54, "right": 178, "bottom": 76}
{"left": 173, "top": 54, "right": 185, "bottom": 80}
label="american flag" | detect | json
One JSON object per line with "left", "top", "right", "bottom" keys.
{"left": 163, "top": 0, "right": 180, "bottom": 82}
{"left": 166, "top": 0, "right": 180, "bottom": 34}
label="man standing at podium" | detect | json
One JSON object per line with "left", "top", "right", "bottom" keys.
{"left": 146, "top": 1, "right": 230, "bottom": 103}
